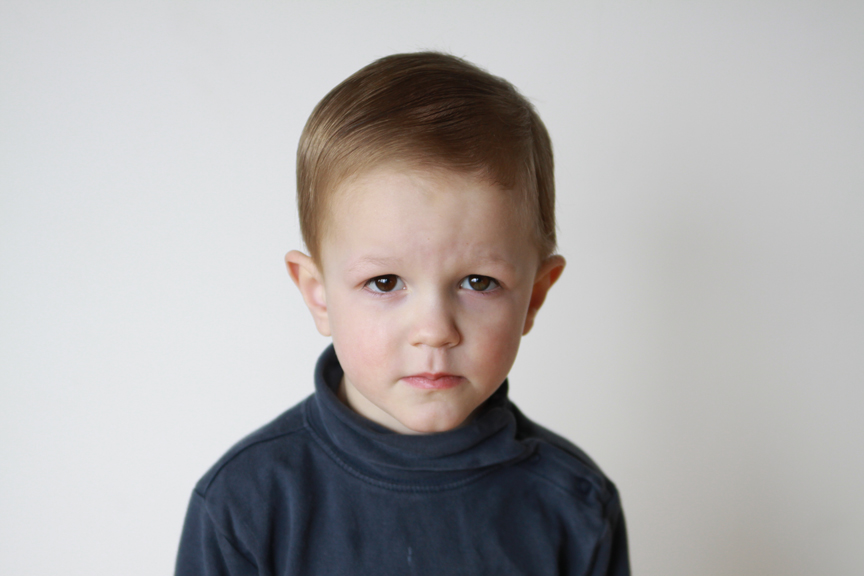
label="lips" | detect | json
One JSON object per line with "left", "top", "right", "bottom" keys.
{"left": 401, "top": 373, "right": 464, "bottom": 390}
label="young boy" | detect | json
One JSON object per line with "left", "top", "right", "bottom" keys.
{"left": 176, "top": 52, "right": 629, "bottom": 576}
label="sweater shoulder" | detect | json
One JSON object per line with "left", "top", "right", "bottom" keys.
{"left": 511, "top": 401, "right": 620, "bottom": 508}
{"left": 194, "top": 395, "right": 312, "bottom": 496}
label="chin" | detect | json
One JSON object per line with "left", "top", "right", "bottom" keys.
{"left": 398, "top": 409, "right": 470, "bottom": 435}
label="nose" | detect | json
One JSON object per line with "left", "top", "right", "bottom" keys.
{"left": 409, "top": 296, "right": 461, "bottom": 349}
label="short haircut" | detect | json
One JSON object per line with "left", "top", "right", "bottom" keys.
{"left": 296, "top": 52, "right": 556, "bottom": 263}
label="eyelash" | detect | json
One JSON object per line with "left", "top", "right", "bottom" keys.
{"left": 363, "top": 275, "right": 500, "bottom": 295}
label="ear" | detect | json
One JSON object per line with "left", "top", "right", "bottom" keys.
{"left": 285, "top": 250, "right": 331, "bottom": 337}
{"left": 522, "top": 255, "right": 566, "bottom": 335}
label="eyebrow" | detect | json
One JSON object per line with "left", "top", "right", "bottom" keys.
{"left": 346, "top": 256, "right": 403, "bottom": 274}
{"left": 346, "top": 253, "right": 518, "bottom": 274}
{"left": 472, "top": 253, "right": 518, "bottom": 270}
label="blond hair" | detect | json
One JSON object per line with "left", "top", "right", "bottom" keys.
{"left": 297, "top": 52, "right": 556, "bottom": 263}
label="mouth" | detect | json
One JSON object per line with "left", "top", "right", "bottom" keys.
{"left": 401, "top": 373, "right": 465, "bottom": 390}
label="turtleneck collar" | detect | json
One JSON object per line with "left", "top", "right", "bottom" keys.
{"left": 303, "top": 345, "right": 532, "bottom": 482}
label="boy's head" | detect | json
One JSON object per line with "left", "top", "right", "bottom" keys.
{"left": 286, "top": 53, "right": 565, "bottom": 435}
{"left": 296, "top": 51, "right": 556, "bottom": 265}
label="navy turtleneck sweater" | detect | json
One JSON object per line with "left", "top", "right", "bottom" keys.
{"left": 176, "top": 346, "right": 629, "bottom": 575}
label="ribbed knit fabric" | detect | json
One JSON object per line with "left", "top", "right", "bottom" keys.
{"left": 175, "top": 345, "right": 629, "bottom": 576}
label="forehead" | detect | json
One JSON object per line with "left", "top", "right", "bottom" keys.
{"left": 320, "top": 165, "right": 537, "bottom": 272}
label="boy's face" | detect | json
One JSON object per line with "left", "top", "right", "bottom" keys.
{"left": 287, "top": 165, "right": 564, "bottom": 434}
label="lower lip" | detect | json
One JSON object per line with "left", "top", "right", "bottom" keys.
{"left": 402, "top": 375, "right": 464, "bottom": 390}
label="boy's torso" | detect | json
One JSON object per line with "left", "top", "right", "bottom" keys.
{"left": 176, "top": 347, "right": 628, "bottom": 576}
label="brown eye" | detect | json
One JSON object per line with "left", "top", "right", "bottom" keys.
{"left": 367, "top": 275, "right": 404, "bottom": 293}
{"left": 461, "top": 275, "right": 499, "bottom": 292}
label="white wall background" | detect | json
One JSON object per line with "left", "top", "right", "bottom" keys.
{"left": 2, "top": 1, "right": 862, "bottom": 574}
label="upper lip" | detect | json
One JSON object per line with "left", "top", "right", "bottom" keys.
{"left": 405, "top": 372, "right": 460, "bottom": 380}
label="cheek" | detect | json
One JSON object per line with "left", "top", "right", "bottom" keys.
{"left": 463, "top": 297, "right": 528, "bottom": 373}
{"left": 469, "top": 290, "right": 529, "bottom": 334}
{"left": 329, "top": 297, "right": 399, "bottom": 379}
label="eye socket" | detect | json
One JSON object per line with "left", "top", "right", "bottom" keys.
{"left": 460, "top": 275, "right": 499, "bottom": 292}
{"left": 365, "top": 275, "right": 405, "bottom": 293}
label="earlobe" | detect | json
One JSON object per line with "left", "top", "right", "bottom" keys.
{"left": 522, "top": 255, "right": 566, "bottom": 335}
{"left": 284, "top": 250, "right": 331, "bottom": 337}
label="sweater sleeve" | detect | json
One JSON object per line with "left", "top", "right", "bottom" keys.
{"left": 589, "top": 494, "right": 631, "bottom": 576}
{"left": 604, "top": 509, "right": 630, "bottom": 576}
{"left": 175, "top": 490, "right": 259, "bottom": 576}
